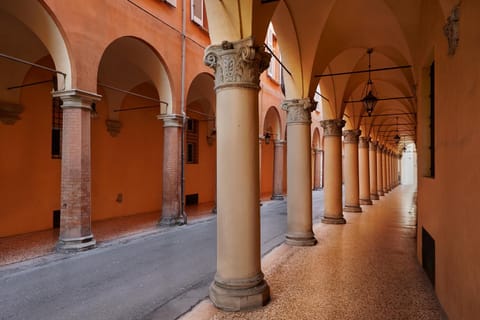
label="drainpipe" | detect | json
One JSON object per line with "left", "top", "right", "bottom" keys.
{"left": 179, "top": 0, "right": 187, "bottom": 224}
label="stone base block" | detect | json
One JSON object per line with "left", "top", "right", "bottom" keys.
{"left": 56, "top": 235, "right": 96, "bottom": 253}
{"left": 321, "top": 216, "right": 347, "bottom": 224}
{"left": 209, "top": 279, "right": 270, "bottom": 312}
{"left": 159, "top": 215, "right": 180, "bottom": 226}
{"left": 285, "top": 233, "right": 317, "bottom": 246}
{"left": 370, "top": 193, "right": 380, "bottom": 200}
{"left": 360, "top": 199, "right": 373, "bottom": 205}
{"left": 344, "top": 205, "right": 362, "bottom": 213}
{"left": 271, "top": 194, "right": 284, "bottom": 200}
{"left": 378, "top": 191, "right": 384, "bottom": 196}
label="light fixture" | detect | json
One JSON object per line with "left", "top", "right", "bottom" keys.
{"left": 264, "top": 132, "right": 271, "bottom": 144}
{"left": 393, "top": 116, "right": 401, "bottom": 144}
{"left": 362, "top": 48, "right": 378, "bottom": 117}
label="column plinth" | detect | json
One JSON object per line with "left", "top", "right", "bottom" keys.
{"left": 343, "top": 129, "right": 362, "bottom": 212}
{"left": 283, "top": 98, "right": 317, "bottom": 246}
{"left": 158, "top": 115, "right": 183, "bottom": 226}
{"left": 204, "top": 37, "right": 271, "bottom": 311}
{"left": 53, "top": 89, "right": 101, "bottom": 252}
{"left": 271, "top": 140, "right": 285, "bottom": 200}
{"left": 321, "top": 119, "right": 346, "bottom": 224}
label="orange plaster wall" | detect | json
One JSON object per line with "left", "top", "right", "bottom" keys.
{"left": 260, "top": 142, "right": 274, "bottom": 196}
{"left": 91, "top": 83, "right": 163, "bottom": 221}
{"left": 415, "top": 1, "right": 480, "bottom": 318}
{"left": 0, "top": 65, "right": 60, "bottom": 237}
{"left": 184, "top": 117, "right": 216, "bottom": 204}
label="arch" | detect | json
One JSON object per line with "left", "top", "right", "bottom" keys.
{"left": 312, "top": 127, "right": 321, "bottom": 149}
{"left": 97, "top": 36, "right": 173, "bottom": 115}
{"left": 262, "top": 106, "right": 282, "bottom": 141}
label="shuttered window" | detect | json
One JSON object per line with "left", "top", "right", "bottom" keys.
{"left": 191, "top": 0, "right": 203, "bottom": 26}
{"left": 164, "top": 0, "right": 176, "bottom": 7}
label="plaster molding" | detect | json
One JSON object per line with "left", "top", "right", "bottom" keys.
{"left": 204, "top": 37, "right": 271, "bottom": 91}
{"left": 281, "top": 98, "right": 314, "bottom": 125}
{"left": 320, "top": 119, "right": 345, "bottom": 137}
{"left": 444, "top": 3, "right": 460, "bottom": 56}
{"left": 106, "top": 119, "right": 122, "bottom": 137}
{"left": 157, "top": 114, "right": 183, "bottom": 128}
{"left": 0, "top": 103, "right": 23, "bottom": 125}
{"left": 53, "top": 89, "right": 101, "bottom": 109}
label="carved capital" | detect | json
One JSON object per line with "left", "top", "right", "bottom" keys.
{"left": 320, "top": 119, "right": 345, "bottom": 137}
{"left": 369, "top": 141, "right": 378, "bottom": 151}
{"left": 158, "top": 114, "right": 183, "bottom": 128}
{"left": 444, "top": 4, "right": 460, "bottom": 56}
{"left": 106, "top": 119, "right": 122, "bottom": 137}
{"left": 377, "top": 144, "right": 385, "bottom": 152}
{"left": 274, "top": 139, "right": 286, "bottom": 147}
{"left": 204, "top": 37, "right": 271, "bottom": 90}
{"left": 359, "top": 136, "right": 370, "bottom": 148}
{"left": 343, "top": 129, "right": 361, "bottom": 144}
{"left": 0, "top": 103, "right": 24, "bottom": 125}
{"left": 53, "top": 89, "right": 101, "bottom": 110}
{"left": 281, "top": 98, "right": 314, "bottom": 125}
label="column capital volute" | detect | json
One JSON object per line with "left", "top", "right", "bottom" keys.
{"left": 204, "top": 37, "right": 271, "bottom": 91}
{"left": 320, "top": 119, "right": 346, "bottom": 137}
{"left": 53, "top": 89, "right": 101, "bottom": 110}
{"left": 343, "top": 129, "right": 361, "bottom": 144}
{"left": 157, "top": 114, "right": 184, "bottom": 128}
{"left": 281, "top": 98, "right": 314, "bottom": 125}
{"left": 359, "top": 136, "right": 370, "bottom": 148}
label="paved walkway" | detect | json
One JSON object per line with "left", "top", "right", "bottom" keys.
{"left": 181, "top": 185, "right": 447, "bottom": 320}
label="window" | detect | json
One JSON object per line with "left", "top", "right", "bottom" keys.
{"left": 51, "top": 97, "right": 62, "bottom": 159}
{"left": 266, "top": 27, "right": 275, "bottom": 79}
{"left": 191, "top": 0, "right": 203, "bottom": 26}
{"left": 186, "top": 118, "right": 199, "bottom": 164}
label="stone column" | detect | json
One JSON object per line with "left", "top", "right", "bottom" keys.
{"left": 388, "top": 151, "right": 393, "bottom": 190}
{"left": 204, "top": 37, "right": 271, "bottom": 311}
{"left": 158, "top": 115, "right": 183, "bottom": 226}
{"left": 53, "top": 89, "right": 101, "bottom": 252}
{"left": 376, "top": 144, "right": 384, "bottom": 196}
{"left": 343, "top": 129, "right": 362, "bottom": 212}
{"left": 382, "top": 148, "right": 388, "bottom": 194}
{"left": 282, "top": 99, "right": 317, "bottom": 246}
{"left": 321, "top": 119, "right": 346, "bottom": 224}
{"left": 359, "top": 137, "right": 372, "bottom": 205}
{"left": 369, "top": 141, "right": 379, "bottom": 200}
{"left": 313, "top": 148, "right": 322, "bottom": 190}
{"left": 271, "top": 140, "right": 285, "bottom": 200}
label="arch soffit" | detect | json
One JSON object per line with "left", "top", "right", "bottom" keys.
{"left": 186, "top": 72, "right": 216, "bottom": 116}
{"left": 263, "top": 106, "right": 283, "bottom": 140}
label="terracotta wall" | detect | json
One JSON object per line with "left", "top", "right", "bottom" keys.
{"left": 260, "top": 141, "right": 274, "bottom": 197}
{"left": 415, "top": 1, "right": 480, "bottom": 318}
{"left": 0, "top": 63, "right": 60, "bottom": 237}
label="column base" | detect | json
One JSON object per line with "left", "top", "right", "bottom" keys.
{"left": 370, "top": 193, "right": 379, "bottom": 200}
{"left": 56, "top": 235, "right": 96, "bottom": 253}
{"left": 360, "top": 199, "right": 373, "bottom": 205}
{"left": 313, "top": 187, "right": 322, "bottom": 191}
{"left": 344, "top": 205, "right": 362, "bottom": 212}
{"left": 321, "top": 216, "right": 346, "bottom": 224}
{"left": 285, "top": 232, "right": 317, "bottom": 246}
{"left": 271, "top": 194, "right": 284, "bottom": 200}
{"left": 209, "top": 279, "right": 270, "bottom": 312}
{"left": 159, "top": 215, "right": 182, "bottom": 226}
{"left": 378, "top": 191, "right": 384, "bottom": 196}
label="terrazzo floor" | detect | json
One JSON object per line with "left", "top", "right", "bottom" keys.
{"left": 181, "top": 185, "right": 447, "bottom": 320}
{"left": 0, "top": 202, "right": 215, "bottom": 266}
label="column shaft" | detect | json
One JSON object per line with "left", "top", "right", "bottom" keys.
{"left": 321, "top": 119, "right": 346, "bottom": 224}
{"left": 54, "top": 89, "right": 100, "bottom": 252}
{"left": 343, "top": 129, "right": 362, "bottom": 212}
{"left": 159, "top": 116, "right": 183, "bottom": 225}
{"left": 313, "top": 149, "right": 322, "bottom": 190}
{"left": 271, "top": 140, "right": 285, "bottom": 200}
{"left": 204, "top": 37, "right": 270, "bottom": 311}
{"left": 382, "top": 148, "right": 388, "bottom": 194}
{"left": 283, "top": 99, "right": 316, "bottom": 246}
{"left": 369, "top": 141, "right": 379, "bottom": 200}
{"left": 359, "top": 137, "right": 372, "bottom": 205}
{"left": 376, "top": 145, "right": 384, "bottom": 196}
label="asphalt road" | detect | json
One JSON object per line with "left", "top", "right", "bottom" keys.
{"left": 0, "top": 191, "right": 324, "bottom": 320}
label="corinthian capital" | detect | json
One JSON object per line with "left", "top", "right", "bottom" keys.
{"left": 204, "top": 37, "right": 271, "bottom": 90}
{"left": 343, "top": 129, "right": 361, "bottom": 144}
{"left": 281, "top": 98, "right": 314, "bottom": 125}
{"left": 320, "top": 119, "right": 345, "bottom": 137}
{"left": 359, "top": 136, "right": 370, "bottom": 148}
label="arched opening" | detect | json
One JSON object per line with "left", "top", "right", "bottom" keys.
{"left": 0, "top": 1, "right": 71, "bottom": 237}
{"left": 184, "top": 72, "right": 216, "bottom": 215}
{"left": 261, "top": 106, "right": 283, "bottom": 200}
{"left": 92, "top": 36, "right": 171, "bottom": 230}
{"left": 312, "top": 127, "right": 323, "bottom": 190}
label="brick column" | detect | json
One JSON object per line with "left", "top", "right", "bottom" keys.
{"left": 343, "top": 129, "right": 362, "bottom": 212}
{"left": 313, "top": 148, "right": 323, "bottom": 190}
{"left": 158, "top": 115, "right": 183, "bottom": 226}
{"left": 282, "top": 98, "right": 317, "bottom": 246}
{"left": 53, "top": 89, "right": 100, "bottom": 252}
{"left": 271, "top": 140, "right": 285, "bottom": 200}
{"left": 376, "top": 144, "right": 384, "bottom": 196}
{"left": 359, "top": 136, "right": 372, "bottom": 205}
{"left": 204, "top": 37, "right": 271, "bottom": 311}
{"left": 369, "top": 141, "right": 379, "bottom": 200}
{"left": 321, "top": 119, "right": 346, "bottom": 224}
